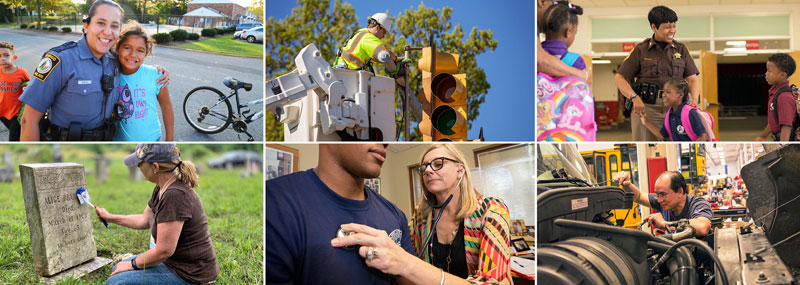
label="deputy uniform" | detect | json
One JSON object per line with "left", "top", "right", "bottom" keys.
{"left": 618, "top": 37, "right": 699, "bottom": 141}
{"left": 333, "top": 28, "right": 390, "bottom": 71}
{"left": 19, "top": 35, "right": 119, "bottom": 140}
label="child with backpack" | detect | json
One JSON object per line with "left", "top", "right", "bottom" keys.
{"left": 639, "top": 78, "right": 712, "bottom": 141}
{"left": 756, "top": 53, "right": 797, "bottom": 141}
{"left": 540, "top": 1, "right": 586, "bottom": 70}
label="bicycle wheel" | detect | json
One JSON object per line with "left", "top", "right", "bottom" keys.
{"left": 183, "top": 86, "right": 232, "bottom": 134}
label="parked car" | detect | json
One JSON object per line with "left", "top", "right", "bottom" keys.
{"left": 208, "top": 150, "right": 262, "bottom": 169}
{"left": 240, "top": 26, "right": 263, "bottom": 43}
{"left": 235, "top": 22, "right": 262, "bottom": 31}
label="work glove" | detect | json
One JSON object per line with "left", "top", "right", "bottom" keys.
{"left": 387, "top": 58, "right": 414, "bottom": 78}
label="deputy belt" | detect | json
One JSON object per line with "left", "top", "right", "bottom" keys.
{"left": 46, "top": 124, "right": 109, "bottom": 141}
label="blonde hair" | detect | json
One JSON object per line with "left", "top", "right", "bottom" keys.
{"left": 417, "top": 144, "right": 478, "bottom": 220}
{"left": 155, "top": 146, "right": 199, "bottom": 188}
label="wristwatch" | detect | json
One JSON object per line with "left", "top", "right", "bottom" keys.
{"left": 629, "top": 93, "right": 639, "bottom": 100}
{"left": 131, "top": 257, "right": 140, "bottom": 270}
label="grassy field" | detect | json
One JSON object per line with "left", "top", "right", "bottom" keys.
{"left": 0, "top": 145, "right": 263, "bottom": 284}
{"left": 177, "top": 35, "right": 262, "bottom": 58}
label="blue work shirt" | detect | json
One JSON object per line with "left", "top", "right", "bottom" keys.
{"left": 660, "top": 103, "right": 706, "bottom": 141}
{"left": 648, "top": 193, "right": 713, "bottom": 222}
{"left": 266, "top": 169, "right": 415, "bottom": 284}
{"left": 19, "top": 35, "right": 119, "bottom": 130}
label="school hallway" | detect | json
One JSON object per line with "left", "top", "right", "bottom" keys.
{"left": 597, "top": 116, "right": 767, "bottom": 142}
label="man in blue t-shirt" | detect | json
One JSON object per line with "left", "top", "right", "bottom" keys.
{"left": 615, "top": 170, "right": 712, "bottom": 237}
{"left": 266, "top": 144, "right": 414, "bottom": 284}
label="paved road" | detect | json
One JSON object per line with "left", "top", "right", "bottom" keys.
{"left": 0, "top": 27, "right": 263, "bottom": 142}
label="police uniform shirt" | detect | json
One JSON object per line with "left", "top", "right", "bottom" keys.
{"left": 618, "top": 37, "right": 699, "bottom": 93}
{"left": 659, "top": 102, "right": 706, "bottom": 141}
{"left": 19, "top": 35, "right": 119, "bottom": 130}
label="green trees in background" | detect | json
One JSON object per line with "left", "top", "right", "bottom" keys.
{"left": 265, "top": 0, "right": 496, "bottom": 141}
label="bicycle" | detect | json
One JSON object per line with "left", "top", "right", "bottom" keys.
{"left": 183, "top": 77, "right": 263, "bottom": 141}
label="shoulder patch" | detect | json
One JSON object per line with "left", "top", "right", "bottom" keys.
{"left": 48, "top": 41, "right": 78, "bottom": 54}
{"left": 33, "top": 53, "right": 61, "bottom": 82}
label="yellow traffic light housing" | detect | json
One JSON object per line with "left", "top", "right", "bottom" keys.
{"left": 417, "top": 47, "right": 468, "bottom": 141}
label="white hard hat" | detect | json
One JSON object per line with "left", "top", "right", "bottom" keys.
{"left": 369, "top": 12, "right": 391, "bottom": 31}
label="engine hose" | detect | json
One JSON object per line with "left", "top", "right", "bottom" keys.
{"left": 649, "top": 239, "right": 729, "bottom": 285}
{"left": 649, "top": 241, "right": 697, "bottom": 285}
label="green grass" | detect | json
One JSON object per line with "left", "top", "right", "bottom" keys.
{"left": 176, "top": 35, "right": 262, "bottom": 58}
{"left": 0, "top": 145, "right": 263, "bottom": 284}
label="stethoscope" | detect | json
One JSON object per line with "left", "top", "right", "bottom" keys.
{"left": 417, "top": 171, "right": 464, "bottom": 258}
{"left": 334, "top": 170, "right": 464, "bottom": 256}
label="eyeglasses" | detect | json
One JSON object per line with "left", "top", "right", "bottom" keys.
{"left": 416, "top": 157, "right": 460, "bottom": 175}
{"left": 654, "top": 192, "right": 672, "bottom": 200}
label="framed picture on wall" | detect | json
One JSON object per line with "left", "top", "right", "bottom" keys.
{"left": 510, "top": 219, "right": 527, "bottom": 236}
{"left": 265, "top": 145, "right": 299, "bottom": 180}
{"left": 366, "top": 178, "right": 381, "bottom": 195}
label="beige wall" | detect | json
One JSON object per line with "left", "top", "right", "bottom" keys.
{"left": 571, "top": 3, "right": 800, "bottom": 55}
{"left": 272, "top": 144, "right": 500, "bottom": 218}
{"left": 567, "top": 3, "right": 800, "bottom": 103}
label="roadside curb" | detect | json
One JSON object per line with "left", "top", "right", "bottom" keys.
{"left": 1, "top": 27, "right": 261, "bottom": 59}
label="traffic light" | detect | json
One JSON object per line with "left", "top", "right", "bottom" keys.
{"left": 417, "top": 47, "right": 468, "bottom": 141}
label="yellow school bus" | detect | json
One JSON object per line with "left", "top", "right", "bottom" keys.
{"left": 581, "top": 144, "right": 642, "bottom": 229}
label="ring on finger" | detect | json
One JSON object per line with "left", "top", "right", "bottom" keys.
{"left": 366, "top": 247, "right": 377, "bottom": 261}
{"left": 366, "top": 247, "right": 374, "bottom": 260}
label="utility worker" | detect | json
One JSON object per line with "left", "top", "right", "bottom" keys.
{"left": 615, "top": 6, "right": 700, "bottom": 141}
{"left": 333, "top": 13, "right": 410, "bottom": 81}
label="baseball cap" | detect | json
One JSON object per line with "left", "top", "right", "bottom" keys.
{"left": 124, "top": 144, "right": 180, "bottom": 167}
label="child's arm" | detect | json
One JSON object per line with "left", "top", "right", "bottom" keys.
{"left": 20, "top": 107, "right": 44, "bottom": 141}
{"left": 157, "top": 86, "right": 174, "bottom": 141}
{"left": 756, "top": 125, "right": 770, "bottom": 141}
{"left": 780, "top": 125, "right": 792, "bottom": 141}
{"left": 639, "top": 114, "right": 668, "bottom": 141}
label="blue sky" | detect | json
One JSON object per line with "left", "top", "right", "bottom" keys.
{"left": 266, "top": 0, "right": 535, "bottom": 141}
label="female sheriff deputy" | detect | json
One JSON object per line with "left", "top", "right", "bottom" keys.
{"left": 19, "top": 0, "right": 167, "bottom": 141}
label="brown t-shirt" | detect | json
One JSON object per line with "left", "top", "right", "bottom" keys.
{"left": 148, "top": 182, "right": 219, "bottom": 283}
{"left": 618, "top": 36, "right": 699, "bottom": 93}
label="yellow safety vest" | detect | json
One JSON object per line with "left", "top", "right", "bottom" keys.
{"left": 334, "top": 28, "right": 389, "bottom": 70}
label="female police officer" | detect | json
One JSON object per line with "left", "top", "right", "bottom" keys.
{"left": 614, "top": 6, "right": 700, "bottom": 141}
{"left": 19, "top": 0, "right": 167, "bottom": 141}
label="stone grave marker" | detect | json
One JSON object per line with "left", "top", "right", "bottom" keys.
{"left": 20, "top": 163, "right": 111, "bottom": 281}
{"left": 95, "top": 155, "right": 109, "bottom": 184}
{"left": 0, "top": 152, "right": 14, "bottom": 182}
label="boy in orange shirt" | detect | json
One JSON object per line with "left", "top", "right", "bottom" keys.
{"left": 0, "top": 42, "right": 29, "bottom": 141}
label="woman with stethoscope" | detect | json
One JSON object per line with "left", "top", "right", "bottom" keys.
{"left": 332, "top": 144, "right": 513, "bottom": 284}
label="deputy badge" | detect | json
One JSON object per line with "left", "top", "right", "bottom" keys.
{"left": 674, "top": 52, "right": 681, "bottom": 59}
{"left": 33, "top": 53, "right": 61, "bottom": 82}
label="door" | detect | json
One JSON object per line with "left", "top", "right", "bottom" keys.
{"left": 699, "top": 50, "right": 719, "bottom": 139}
{"left": 790, "top": 51, "right": 800, "bottom": 85}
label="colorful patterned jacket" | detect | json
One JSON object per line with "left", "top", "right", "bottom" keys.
{"left": 411, "top": 195, "right": 512, "bottom": 284}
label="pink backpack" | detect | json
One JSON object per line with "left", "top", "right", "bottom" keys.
{"left": 536, "top": 72, "right": 596, "bottom": 141}
{"left": 663, "top": 105, "right": 716, "bottom": 141}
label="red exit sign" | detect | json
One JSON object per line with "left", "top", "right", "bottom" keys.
{"left": 622, "top": 42, "right": 635, "bottom": 52}
{"left": 746, "top": 40, "right": 759, "bottom": 50}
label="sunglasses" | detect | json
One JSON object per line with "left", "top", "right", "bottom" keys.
{"left": 416, "top": 157, "right": 460, "bottom": 175}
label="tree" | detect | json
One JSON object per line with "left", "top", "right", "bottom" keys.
{"left": 265, "top": 1, "right": 496, "bottom": 141}
{"left": 265, "top": 0, "right": 359, "bottom": 141}
{"left": 248, "top": 0, "right": 262, "bottom": 22}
